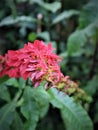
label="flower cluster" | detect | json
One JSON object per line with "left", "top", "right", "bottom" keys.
{"left": 0, "top": 40, "right": 78, "bottom": 94}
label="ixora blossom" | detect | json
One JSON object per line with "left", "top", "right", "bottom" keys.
{"left": 0, "top": 40, "right": 78, "bottom": 94}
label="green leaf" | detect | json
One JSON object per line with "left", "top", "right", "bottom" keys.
{"left": 48, "top": 88, "right": 94, "bottom": 130}
{"left": 79, "top": 0, "right": 98, "bottom": 28}
{"left": 0, "top": 16, "right": 36, "bottom": 27}
{"left": 21, "top": 96, "right": 39, "bottom": 130}
{"left": 42, "top": 2, "right": 61, "bottom": 13}
{"left": 5, "top": 77, "right": 26, "bottom": 89}
{"left": 28, "top": 32, "right": 37, "bottom": 42}
{"left": 67, "top": 21, "right": 97, "bottom": 56}
{"left": 30, "top": 0, "right": 61, "bottom": 13}
{"left": 21, "top": 86, "right": 50, "bottom": 130}
{"left": 67, "top": 0, "right": 98, "bottom": 56}
{"left": 11, "top": 111, "right": 24, "bottom": 130}
{"left": 0, "top": 76, "right": 9, "bottom": 85}
{"left": 0, "top": 85, "right": 11, "bottom": 102}
{"left": 38, "top": 31, "right": 50, "bottom": 41}
{"left": 83, "top": 21, "right": 98, "bottom": 37}
{"left": 19, "top": 77, "right": 26, "bottom": 89}
{"left": 0, "top": 102, "right": 16, "bottom": 130}
{"left": 67, "top": 30, "right": 87, "bottom": 56}
{"left": 5, "top": 78, "right": 19, "bottom": 88}
{"left": 53, "top": 10, "right": 79, "bottom": 24}
{"left": 32, "top": 86, "right": 50, "bottom": 118}
{"left": 84, "top": 75, "right": 98, "bottom": 96}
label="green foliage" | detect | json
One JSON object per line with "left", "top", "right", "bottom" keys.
{"left": 0, "top": 102, "right": 16, "bottom": 130}
{"left": 52, "top": 10, "right": 79, "bottom": 24}
{"left": 84, "top": 75, "right": 98, "bottom": 96}
{"left": 67, "top": 21, "right": 97, "bottom": 55}
{"left": 0, "top": 76, "right": 9, "bottom": 84}
{"left": 29, "top": 1, "right": 61, "bottom": 13}
{"left": 21, "top": 86, "right": 50, "bottom": 130}
{"left": 48, "top": 88, "right": 93, "bottom": 130}
{"left": 0, "top": 78, "right": 94, "bottom": 130}
{"left": 67, "top": 30, "right": 87, "bottom": 56}
{"left": 0, "top": 16, "right": 36, "bottom": 27}
{"left": 67, "top": 0, "right": 98, "bottom": 55}
{"left": 0, "top": 0, "right": 98, "bottom": 130}
{"left": 79, "top": 0, "right": 98, "bottom": 28}
{"left": 11, "top": 111, "right": 24, "bottom": 130}
{"left": 0, "top": 85, "right": 11, "bottom": 102}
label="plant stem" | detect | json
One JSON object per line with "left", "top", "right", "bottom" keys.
{"left": 89, "top": 33, "right": 98, "bottom": 79}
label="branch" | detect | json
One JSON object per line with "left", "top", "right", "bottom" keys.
{"left": 89, "top": 39, "right": 98, "bottom": 79}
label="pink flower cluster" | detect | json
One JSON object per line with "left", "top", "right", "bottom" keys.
{"left": 0, "top": 40, "right": 77, "bottom": 92}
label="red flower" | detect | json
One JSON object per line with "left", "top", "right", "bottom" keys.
{"left": 0, "top": 40, "right": 78, "bottom": 92}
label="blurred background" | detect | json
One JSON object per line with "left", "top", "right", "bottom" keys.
{"left": 0, "top": 0, "right": 98, "bottom": 130}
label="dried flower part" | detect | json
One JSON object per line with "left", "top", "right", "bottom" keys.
{"left": 0, "top": 40, "right": 78, "bottom": 95}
